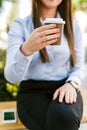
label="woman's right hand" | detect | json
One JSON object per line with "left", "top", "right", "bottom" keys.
{"left": 20, "top": 24, "right": 60, "bottom": 56}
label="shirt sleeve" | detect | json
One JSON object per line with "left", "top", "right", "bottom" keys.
{"left": 66, "top": 19, "right": 85, "bottom": 88}
{"left": 4, "top": 18, "right": 34, "bottom": 83}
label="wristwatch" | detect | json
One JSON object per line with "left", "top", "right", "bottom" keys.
{"left": 68, "top": 81, "right": 79, "bottom": 90}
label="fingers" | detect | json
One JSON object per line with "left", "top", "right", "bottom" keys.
{"left": 71, "top": 92, "right": 77, "bottom": 103}
{"left": 52, "top": 87, "right": 77, "bottom": 104}
{"left": 65, "top": 92, "right": 77, "bottom": 104}
{"left": 41, "top": 38, "right": 58, "bottom": 48}
{"left": 36, "top": 24, "right": 57, "bottom": 32}
{"left": 40, "top": 33, "right": 60, "bottom": 43}
{"left": 33, "top": 24, "right": 60, "bottom": 46}
{"left": 53, "top": 89, "right": 59, "bottom": 100}
{"left": 65, "top": 92, "right": 70, "bottom": 104}
{"left": 59, "top": 91, "right": 65, "bottom": 103}
{"left": 37, "top": 26, "right": 60, "bottom": 44}
{"left": 40, "top": 28, "right": 60, "bottom": 37}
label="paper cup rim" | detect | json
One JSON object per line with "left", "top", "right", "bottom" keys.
{"left": 44, "top": 18, "right": 65, "bottom": 24}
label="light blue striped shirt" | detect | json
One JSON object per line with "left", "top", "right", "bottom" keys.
{"left": 4, "top": 15, "right": 84, "bottom": 88}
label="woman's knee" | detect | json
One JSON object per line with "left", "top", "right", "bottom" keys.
{"left": 47, "top": 100, "right": 80, "bottom": 123}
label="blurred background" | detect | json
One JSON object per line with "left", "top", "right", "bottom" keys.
{"left": 0, "top": 0, "right": 87, "bottom": 101}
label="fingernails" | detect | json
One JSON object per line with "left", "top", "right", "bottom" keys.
{"left": 59, "top": 99, "right": 63, "bottom": 103}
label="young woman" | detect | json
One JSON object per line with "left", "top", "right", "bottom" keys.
{"left": 4, "top": 0, "right": 84, "bottom": 130}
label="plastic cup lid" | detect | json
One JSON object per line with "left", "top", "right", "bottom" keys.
{"left": 44, "top": 18, "right": 65, "bottom": 24}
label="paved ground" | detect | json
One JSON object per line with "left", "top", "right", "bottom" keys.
{"left": 79, "top": 123, "right": 87, "bottom": 130}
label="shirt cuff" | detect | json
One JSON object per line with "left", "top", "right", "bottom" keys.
{"left": 14, "top": 49, "right": 33, "bottom": 68}
{"left": 66, "top": 76, "right": 81, "bottom": 89}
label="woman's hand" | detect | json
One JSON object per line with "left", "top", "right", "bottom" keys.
{"left": 20, "top": 24, "right": 60, "bottom": 56}
{"left": 53, "top": 83, "right": 77, "bottom": 104}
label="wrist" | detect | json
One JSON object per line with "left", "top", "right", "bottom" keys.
{"left": 67, "top": 80, "right": 79, "bottom": 91}
{"left": 20, "top": 43, "right": 33, "bottom": 56}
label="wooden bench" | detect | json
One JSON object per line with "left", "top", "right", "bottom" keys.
{"left": 0, "top": 101, "right": 26, "bottom": 130}
{"left": 0, "top": 88, "right": 87, "bottom": 129}
{"left": 81, "top": 88, "right": 87, "bottom": 122}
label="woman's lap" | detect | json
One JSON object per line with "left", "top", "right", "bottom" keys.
{"left": 17, "top": 91, "right": 83, "bottom": 130}
{"left": 17, "top": 93, "right": 51, "bottom": 130}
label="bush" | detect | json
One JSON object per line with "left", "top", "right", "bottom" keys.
{"left": 0, "top": 0, "right": 19, "bottom": 101}
{"left": 73, "top": 0, "right": 87, "bottom": 12}
{"left": 0, "top": 49, "right": 19, "bottom": 101}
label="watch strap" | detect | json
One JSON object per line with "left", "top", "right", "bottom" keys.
{"left": 67, "top": 80, "right": 79, "bottom": 91}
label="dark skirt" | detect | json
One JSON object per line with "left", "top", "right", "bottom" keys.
{"left": 17, "top": 78, "right": 83, "bottom": 130}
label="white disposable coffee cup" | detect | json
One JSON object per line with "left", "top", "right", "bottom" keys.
{"left": 44, "top": 18, "right": 65, "bottom": 45}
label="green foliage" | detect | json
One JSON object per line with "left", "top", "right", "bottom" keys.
{"left": 73, "top": 0, "right": 87, "bottom": 12}
{"left": 9, "top": 0, "right": 18, "bottom": 25}
{"left": 12, "top": 0, "right": 17, "bottom": 3}
{"left": 0, "top": 0, "right": 19, "bottom": 101}
{"left": 6, "top": 82, "right": 20, "bottom": 98}
{"left": 0, "top": 49, "right": 19, "bottom": 101}
{"left": 0, "top": 0, "right": 2, "bottom": 8}
{"left": 0, "top": 49, "right": 6, "bottom": 73}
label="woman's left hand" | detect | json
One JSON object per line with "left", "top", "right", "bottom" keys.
{"left": 53, "top": 83, "right": 77, "bottom": 104}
